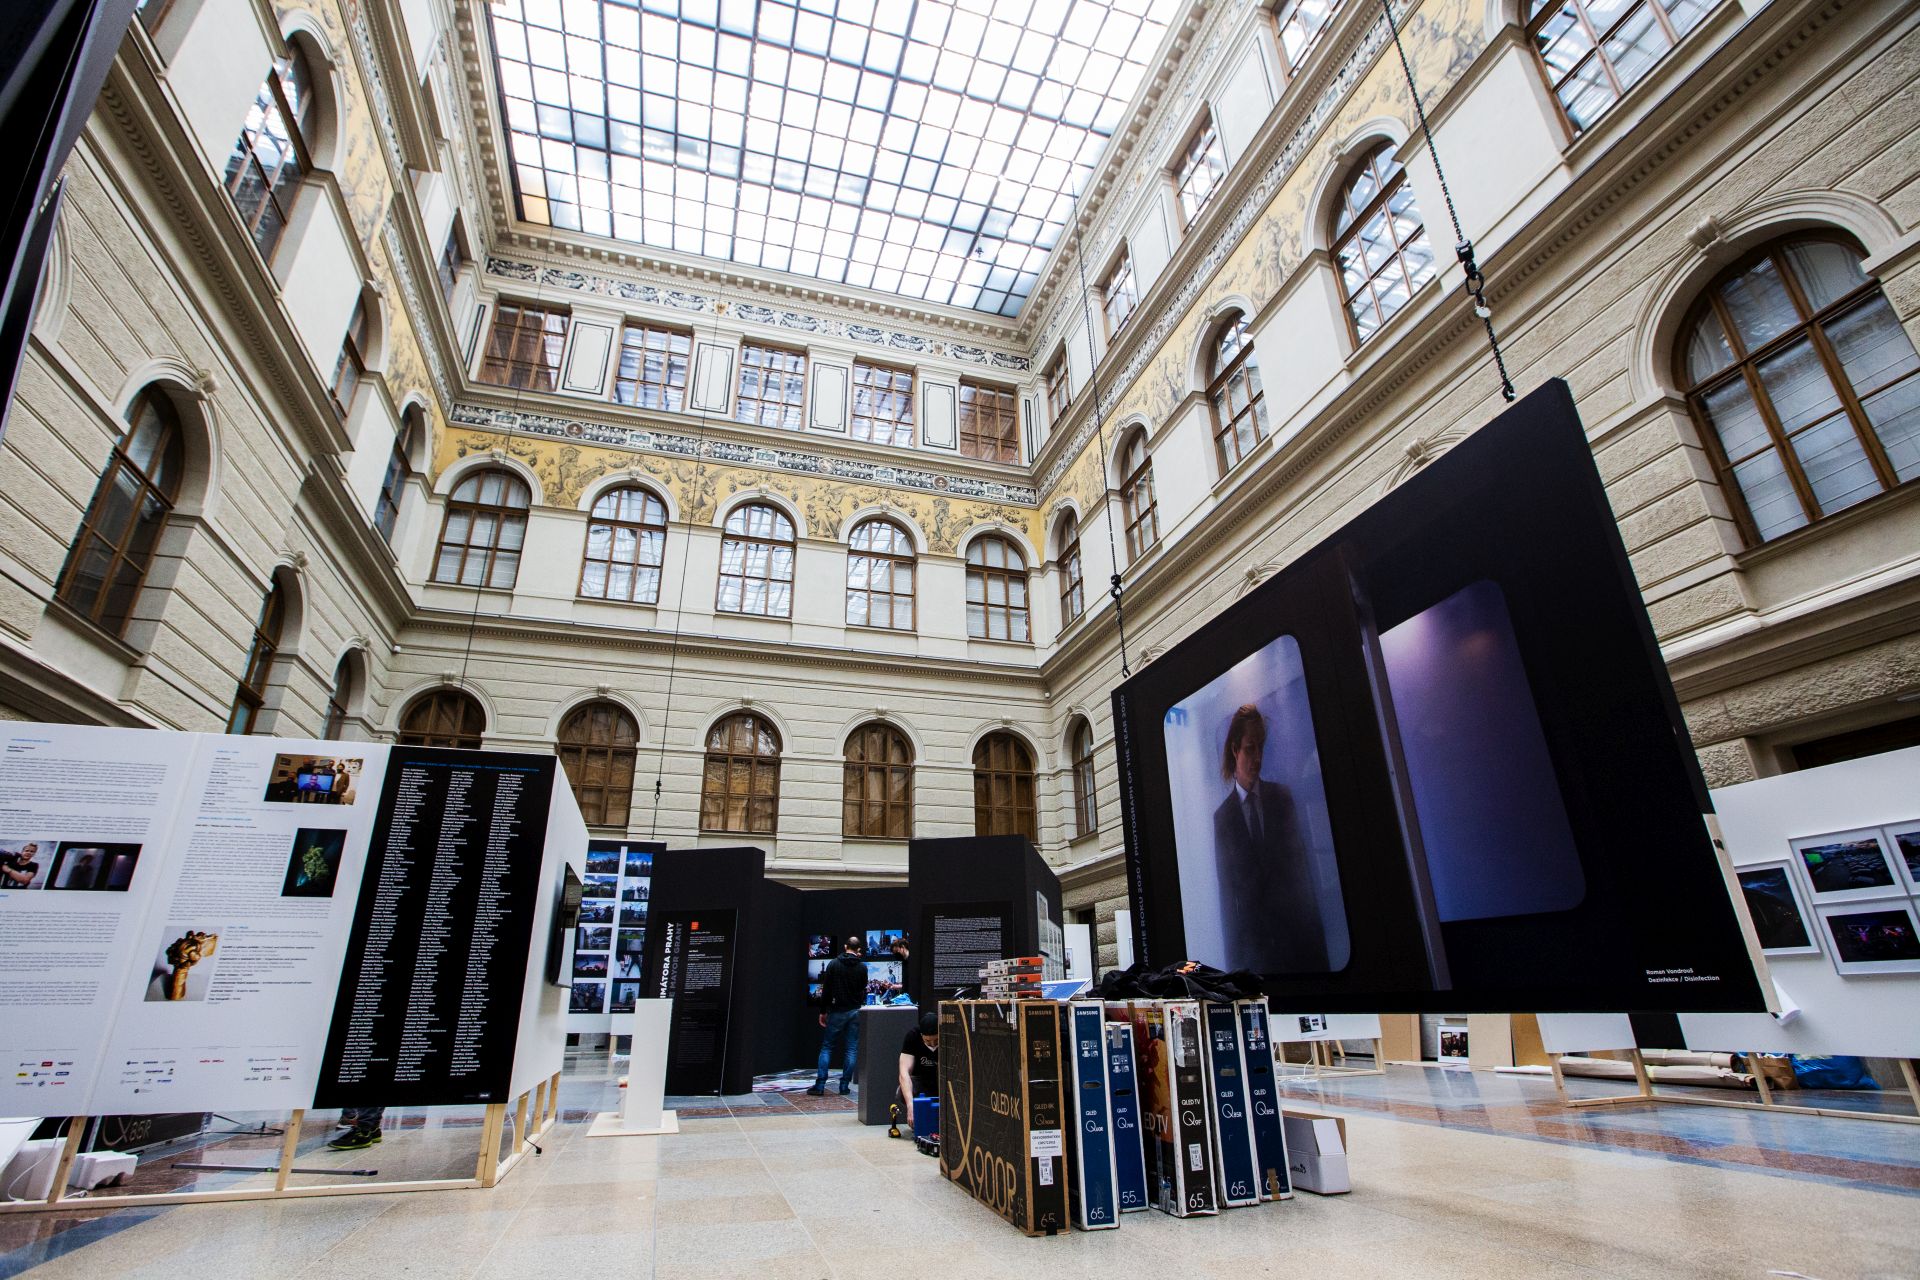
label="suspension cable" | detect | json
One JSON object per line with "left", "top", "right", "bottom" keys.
{"left": 1065, "top": 194, "right": 1134, "bottom": 677}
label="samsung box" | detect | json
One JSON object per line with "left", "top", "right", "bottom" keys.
{"left": 937, "top": 1000, "right": 1071, "bottom": 1236}
{"left": 1200, "top": 1001, "right": 1261, "bottom": 1208}
{"left": 1065, "top": 1001, "right": 1119, "bottom": 1229}
{"left": 1120, "top": 999, "right": 1218, "bottom": 1217}
{"left": 1105, "top": 1021, "right": 1149, "bottom": 1212}
{"left": 1282, "top": 1111, "right": 1351, "bottom": 1195}
{"left": 1236, "top": 1001, "right": 1293, "bottom": 1200}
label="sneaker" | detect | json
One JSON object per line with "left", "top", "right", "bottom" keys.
{"left": 804, "top": 1085, "right": 825, "bottom": 1097}
{"left": 327, "top": 1127, "right": 381, "bottom": 1151}
{"left": 838, "top": 1084, "right": 852, "bottom": 1096}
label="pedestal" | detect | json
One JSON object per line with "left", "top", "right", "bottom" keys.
{"left": 588, "top": 998, "right": 680, "bottom": 1137}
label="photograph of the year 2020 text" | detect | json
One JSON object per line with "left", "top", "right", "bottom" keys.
{"left": 1162, "top": 633, "right": 1350, "bottom": 975}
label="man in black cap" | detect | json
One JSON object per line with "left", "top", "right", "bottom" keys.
{"left": 808, "top": 934, "right": 867, "bottom": 1096}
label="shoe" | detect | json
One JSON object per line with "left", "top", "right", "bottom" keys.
{"left": 838, "top": 1084, "right": 852, "bottom": 1096}
{"left": 805, "top": 1085, "right": 825, "bottom": 1097}
{"left": 327, "top": 1127, "right": 381, "bottom": 1151}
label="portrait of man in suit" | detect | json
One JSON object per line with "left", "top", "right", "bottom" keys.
{"left": 1212, "top": 703, "right": 1331, "bottom": 973}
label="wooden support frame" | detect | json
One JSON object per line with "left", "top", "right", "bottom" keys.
{"left": 1275, "top": 1037, "right": 1388, "bottom": 1079}
{"left": 1550, "top": 1049, "right": 1920, "bottom": 1126}
{"left": 0, "top": 1072, "right": 566, "bottom": 1214}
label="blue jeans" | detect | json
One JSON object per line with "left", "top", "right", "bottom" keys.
{"left": 341, "top": 1106, "right": 384, "bottom": 1131}
{"left": 815, "top": 1009, "right": 859, "bottom": 1090}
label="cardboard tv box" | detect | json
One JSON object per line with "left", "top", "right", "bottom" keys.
{"left": 1281, "top": 1110, "right": 1351, "bottom": 1194}
{"left": 1114, "top": 999, "right": 1218, "bottom": 1217}
{"left": 937, "top": 999, "right": 1072, "bottom": 1236}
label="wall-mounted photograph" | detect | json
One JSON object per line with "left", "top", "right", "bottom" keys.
{"left": 281, "top": 828, "right": 346, "bottom": 897}
{"left": 1885, "top": 820, "right": 1920, "bottom": 893}
{"left": 262, "top": 755, "right": 362, "bottom": 805}
{"left": 0, "top": 837, "right": 59, "bottom": 891}
{"left": 50, "top": 842, "right": 142, "bottom": 891}
{"left": 1818, "top": 901, "right": 1920, "bottom": 975}
{"left": 1734, "top": 861, "right": 1820, "bottom": 955}
{"left": 1790, "top": 829, "right": 1900, "bottom": 901}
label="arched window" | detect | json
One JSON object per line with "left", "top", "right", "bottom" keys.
{"left": 846, "top": 517, "right": 915, "bottom": 630}
{"left": 1209, "top": 315, "right": 1268, "bottom": 471}
{"left": 225, "top": 48, "right": 315, "bottom": 262}
{"left": 843, "top": 722, "right": 913, "bottom": 838}
{"left": 226, "top": 580, "right": 286, "bottom": 734}
{"left": 557, "top": 701, "right": 640, "bottom": 828}
{"left": 324, "top": 654, "right": 355, "bottom": 740}
{"left": 701, "top": 712, "right": 780, "bottom": 834}
{"left": 56, "top": 386, "right": 186, "bottom": 636}
{"left": 1057, "top": 512, "right": 1084, "bottom": 625}
{"left": 1070, "top": 719, "right": 1098, "bottom": 838}
{"left": 329, "top": 295, "right": 370, "bottom": 418}
{"left": 1527, "top": 0, "right": 1708, "bottom": 136}
{"left": 1334, "top": 143, "right": 1436, "bottom": 344}
{"left": 1678, "top": 236, "right": 1920, "bottom": 545}
{"left": 581, "top": 485, "right": 668, "bottom": 604}
{"left": 432, "top": 468, "right": 530, "bottom": 588}
{"left": 1119, "top": 431, "right": 1158, "bottom": 560}
{"left": 398, "top": 688, "right": 485, "bottom": 749}
{"left": 375, "top": 407, "right": 420, "bottom": 543}
{"left": 965, "top": 535, "right": 1030, "bottom": 642}
{"left": 973, "top": 732, "right": 1037, "bottom": 841}
{"left": 716, "top": 502, "right": 795, "bottom": 617}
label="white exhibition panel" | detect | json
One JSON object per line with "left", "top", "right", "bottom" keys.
{"left": 509, "top": 780, "right": 585, "bottom": 1099}
{"left": 1266, "top": 1013, "right": 1383, "bottom": 1044}
{"left": 1535, "top": 1014, "right": 1636, "bottom": 1055}
{"left": 620, "top": 999, "right": 674, "bottom": 1132}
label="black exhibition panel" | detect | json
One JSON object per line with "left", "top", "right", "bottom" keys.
{"left": 786, "top": 885, "right": 911, "bottom": 1075}
{"left": 907, "top": 835, "right": 1062, "bottom": 1002}
{"left": 1110, "top": 379, "right": 1767, "bottom": 1015}
{"left": 855, "top": 1005, "right": 922, "bottom": 1124}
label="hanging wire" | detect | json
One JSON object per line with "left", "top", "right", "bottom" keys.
{"left": 1065, "top": 194, "right": 1134, "bottom": 677}
{"left": 1376, "top": 0, "right": 1516, "bottom": 402}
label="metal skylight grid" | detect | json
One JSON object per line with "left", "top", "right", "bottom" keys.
{"left": 488, "top": 0, "right": 1180, "bottom": 317}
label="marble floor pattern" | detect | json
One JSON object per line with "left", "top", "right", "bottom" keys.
{"left": 3, "top": 1059, "right": 1918, "bottom": 1279}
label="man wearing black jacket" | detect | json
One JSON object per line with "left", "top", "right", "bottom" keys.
{"left": 808, "top": 935, "right": 868, "bottom": 1096}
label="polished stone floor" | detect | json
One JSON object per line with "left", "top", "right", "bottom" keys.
{"left": 3, "top": 1055, "right": 1918, "bottom": 1279}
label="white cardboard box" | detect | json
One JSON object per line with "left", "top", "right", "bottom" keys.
{"left": 1281, "top": 1111, "right": 1351, "bottom": 1195}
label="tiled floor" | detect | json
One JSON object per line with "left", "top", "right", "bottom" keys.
{"left": 3, "top": 1056, "right": 1918, "bottom": 1279}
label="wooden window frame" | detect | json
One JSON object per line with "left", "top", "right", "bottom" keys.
{"left": 557, "top": 701, "right": 640, "bottom": 828}
{"left": 613, "top": 321, "right": 693, "bottom": 411}
{"left": 842, "top": 722, "right": 913, "bottom": 839}
{"left": 972, "top": 732, "right": 1037, "bottom": 842}
{"left": 55, "top": 387, "right": 186, "bottom": 637}
{"left": 1275, "top": 0, "right": 1346, "bottom": 73}
{"left": 1044, "top": 354, "right": 1071, "bottom": 421}
{"left": 580, "top": 485, "right": 669, "bottom": 604}
{"left": 846, "top": 516, "right": 916, "bottom": 631}
{"left": 850, "top": 360, "right": 916, "bottom": 447}
{"left": 223, "top": 53, "right": 313, "bottom": 263}
{"left": 1333, "top": 146, "right": 1436, "bottom": 346}
{"left": 438, "top": 224, "right": 466, "bottom": 302}
{"left": 1525, "top": 0, "right": 1703, "bottom": 138}
{"left": 1070, "top": 720, "right": 1098, "bottom": 838}
{"left": 226, "top": 583, "right": 285, "bottom": 735}
{"left": 1678, "top": 235, "right": 1920, "bottom": 547}
{"left": 431, "top": 467, "right": 531, "bottom": 589}
{"left": 1057, "top": 516, "right": 1085, "bottom": 625}
{"left": 478, "top": 302, "right": 570, "bottom": 391}
{"left": 735, "top": 342, "right": 808, "bottom": 430}
{"left": 329, "top": 298, "right": 369, "bottom": 419}
{"left": 958, "top": 380, "right": 1020, "bottom": 464}
{"left": 398, "top": 688, "right": 486, "bottom": 749}
{"left": 1173, "top": 113, "right": 1227, "bottom": 229}
{"left": 965, "top": 534, "right": 1031, "bottom": 643}
{"left": 716, "top": 501, "right": 796, "bottom": 618}
{"left": 374, "top": 413, "right": 417, "bottom": 543}
{"left": 1102, "top": 252, "right": 1138, "bottom": 336}
{"left": 1120, "top": 432, "right": 1159, "bottom": 561}
{"left": 700, "top": 712, "right": 781, "bottom": 835}
{"left": 324, "top": 657, "right": 353, "bottom": 741}
{"left": 1209, "top": 316, "right": 1268, "bottom": 472}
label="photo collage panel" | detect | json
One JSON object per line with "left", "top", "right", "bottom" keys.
{"left": 574, "top": 842, "right": 653, "bottom": 1014}
{"left": 1772, "top": 820, "right": 1920, "bottom": 975}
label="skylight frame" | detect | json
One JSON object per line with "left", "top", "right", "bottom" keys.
{"left": 484, "top": 0, "right": 1184, "bottom": 319}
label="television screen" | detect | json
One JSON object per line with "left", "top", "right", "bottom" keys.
{"left": 295, "top": 772, "right": 332, "bottom": 792}
{"left": 1111, "top": 380, "right": 1765, "bottom": 1014}
{"left": 547, "top": 865, "right": 585, "bottom": 987}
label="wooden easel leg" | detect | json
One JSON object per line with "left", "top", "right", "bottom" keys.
{"left": 548, "top": 1070, "right": 561, "bottom": 1125}
{"left": 1751, "top": 1057, "right": 1774, "bottom": 1107}
{"left": 475, "top": 1105, "right": 505, "bottom": 1187}
{"left": 42, "top": 1119, "right": 86, "bottom": 1205}
{"left": 273, "top": 1109, "right": 305, "bottom": 1192}
{"left": 1899, "top": 1059, "right": 1920, "bottom": 1119}
{"left": 512, "top": 1094, "right": 530, "bottom": 1156}
{"left": 1548, "top": 1052, "right": 1568, "bottom": 1099}
{"left": 1630, "top": 1048, "right": 1654, "bottom": 1100}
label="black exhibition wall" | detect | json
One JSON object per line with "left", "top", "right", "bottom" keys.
{"left": 908, "top": 835, "right": 1061, "bottom": 1002}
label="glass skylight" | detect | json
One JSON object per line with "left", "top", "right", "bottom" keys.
{"left": 488, "top": 0, "right": 1181, "bottom": 317}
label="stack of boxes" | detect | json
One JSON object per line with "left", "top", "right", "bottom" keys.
{"left": 938, "top": 993, "right": 1334, "bottom": 1235}
{"left": 977, "top": 955, "right": 1046, "bottom": 999}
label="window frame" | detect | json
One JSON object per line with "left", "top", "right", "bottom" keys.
{"left": 958, "top": 379, "right": 1020, "bottom": 464}
{"left": 1102, "top": 251, "right": 1138, "bottom": 336}
{"left": 735, "top": 342, "right": 809, "bottom": 430}
{"left": 557, "top": 700, "right": 640, "bottom": 828}
{"left": 845, "top": 515, "right": 916, "bottom": 631}
{"left": 398, "top": 688, "right": 485, "bottom": 749}
{"left": 226, "top": 582, "right": 285, "bottom": 735}
{"left": 223, "top": 51, "right": 314, "bottom": 263}
{"left": 965, "top": 534, "right": 1031, "bottom": 643}
{"left": 1333, "top": 144, "right": 1437, "bottom": 346}
{"left": 580, "top": 484, "right": 669, "bottom": 604}
{"left": 438, "top": 224, "right": 467, "bottom": 302}
{"left": 842, "top": 721, "right": 914, "bottom": 839}
{"left": 1057, "top": 514, "right": 1085, "bottom": 625}
{"left": 374, "top": 412, "right": 417, "bottom": 543}
{"left": 1119, "top": 431, "right": 1159, "bottom": 561}
{"left": 1275, "top": 0, "right": 1347, "bottom": 73}
{"left": 1525, "top": 0, "right": 1708, "bottom": 138}
{"left": 477, "top": 301, "right": 570, "bottom": 391}
{"left": 1044, "top": 354, "right": 1071, "bottom": 422}
{"left": 612, "top": 321, "right": 694, "bottom": 411}
{"left": 972, "top": 731, "right": 1037, "bottom": 842}
{"left": 329, "top": 296, "right": 369, "bottom": 419}
{"left": 1173, "top": 111, "right": 1228, "bottom": 229}
{"left": 1209, "top": 315, "right": 1268, "bottom": 472}
{"left": 1677, "top": 234, "right": 1920, "bottom": 547}
{"left": 324, "top": 656, "right": 353, "bottom": 741}
{"left": 700, "top": 712, "right": 781, "bottom": 835}
{"left": 55, "top": 386, "right": 186, "bottom": 637}
{"left": 431, "top": 467, "right": 531, "bottom": 589}
{"left": 715, "top": 501, "right": 797, "bottom": 618}
{"left": 850, "top": 359, "right": 916, "bottom": 447}
{"left": 1070, "top": 720, "right": 1098, "bottom": 838}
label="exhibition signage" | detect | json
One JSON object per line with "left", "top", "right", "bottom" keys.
{"left": 1110, "top": 380, "right": 1768, "bottom": 1014}
{"left": 0, "top": 723, "right": 572, "bottom": 1116}
{"left": 567, "top": 838, "right": 659, "bottom": 1029}
{"left": 652, "top": 909, "right": 737, "bottom": 1095}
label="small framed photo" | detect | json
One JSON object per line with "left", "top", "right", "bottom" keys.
{"left": 1734, "top": 860, "right": 1820, "bottom": 956}
{"left": 1817, "top": 900, "right": 1920, "bottom": 976}
{"left": 1789, "top": 828, "right": 1901, "bottom": 901}
{"left": 1884, "top": 820, "right": 1920, "bottom": 894}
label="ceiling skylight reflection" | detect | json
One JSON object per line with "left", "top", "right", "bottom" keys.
{"left": 488, "top": 0, "right": 1181, "bottom": 317}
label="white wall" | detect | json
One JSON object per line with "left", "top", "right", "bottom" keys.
{"left": 164, "top": 0, "right": 276, "bottom": 177}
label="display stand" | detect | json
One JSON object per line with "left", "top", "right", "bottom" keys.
{"left": 0, "top": 1072, "right": 563, "bottom": 1212}
{"left": 588, "top": 999, "right": 679, "bottom": 1137}
{"left": 1276, "top": 1038, "right": 1386, "bottom": 1078}
{"left": 1547, "top": 1047, "right": 1920, "bottom": 1125}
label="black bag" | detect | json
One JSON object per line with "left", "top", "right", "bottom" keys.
{"left": 1096, "top": 960, "right": 1265, "bottom": 1004}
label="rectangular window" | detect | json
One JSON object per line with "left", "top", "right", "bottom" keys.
{"left": 1174, "top": 113, "right": 1228, "bottom": 227}
{"left": 958, "top": 381, "right": 1019, "bottom": 464}
{"left": 613, "top": 322, "right": 693, "bottom": 411}
{"left": 478, "top": 302, "right": 569, "bottom": 391}
{"left": 850, "top": 361, "right": 916, "bottom": 447}
{"left": 329, "top": 300, "right": 368, "bottom": 419}
{"left": 736, "top": 343, "right": 808, "bottom": 430}
{"left": 1045, "top": 356, "right": 1071, "bottom": 421}
{"left": 438, "top": 226, "right": 466, "bottom": 302}
{"left": 1103, "top": 254, "right": 1138, "bottom": 336}
{"left": 1276, "top": 0, "right": 1345, "bottom": 71}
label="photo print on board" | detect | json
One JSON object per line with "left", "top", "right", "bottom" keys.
{"left": 145, "top": 924, "right": 221, "bottom": 1002}
{"left": 1791, "top": 828, "right": 1901, "bottom": 901}
{"left": 569, "top": 980, "right": 606, "bottom": 1013}
{"left": 262, "top": 754, "right": 363, "bottom": 805}
{"left": 49, "top": 842, "right": 141, "bottom": 891}
{"left": 1817, "top": 900, "right": 1920, "bottom": 975}
{"left": 282, "top": 828, "right": 346, "bottom": 897}
{"left": 1734, "top": 860, "right": 1820, "bottom": 955}
{"left": 0, "top": 837, "right": 60, "bottom": 891}
{"left": 1885, "top": 820, "right": 1920, "bottom": 893}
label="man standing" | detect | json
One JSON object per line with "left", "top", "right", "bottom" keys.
{"left": 1211, "top": 704, "right": 1328, "bottom": 973}
{"left": 808, "top": 935, "right": 867, "bottom": 1096}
